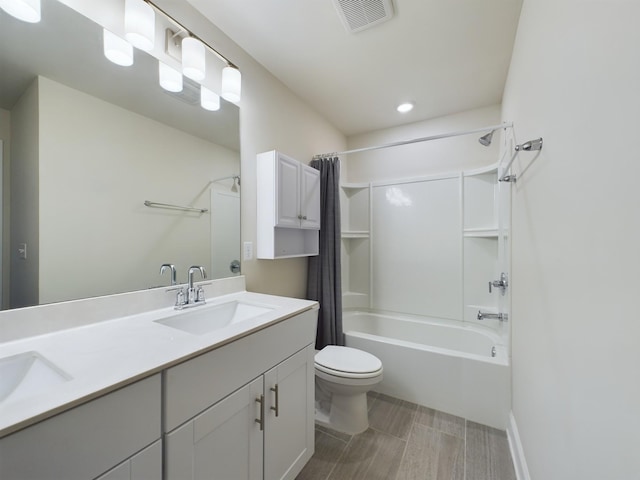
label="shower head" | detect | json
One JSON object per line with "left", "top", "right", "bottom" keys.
{"left": 478, "top": 131, "right": 494, "bottom": 147}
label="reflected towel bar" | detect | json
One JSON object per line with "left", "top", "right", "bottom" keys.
{"left": 144, "top": 200, "right": 208, "bottom": 214}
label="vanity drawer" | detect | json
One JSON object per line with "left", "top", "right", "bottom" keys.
{"left": 163, "top": 309, "right": 317, "bottom": 432}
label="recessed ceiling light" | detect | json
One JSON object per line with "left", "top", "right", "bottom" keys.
{"left": 397, "top": 102, "right": 414, "bottom": 113}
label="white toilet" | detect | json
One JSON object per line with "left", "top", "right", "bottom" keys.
{"left": 314, "top": 345, "right": 383, "bottom": 434}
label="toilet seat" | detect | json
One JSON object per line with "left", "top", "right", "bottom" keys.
{"left": 315, "top": 346, "right": 383, "bottom": 379}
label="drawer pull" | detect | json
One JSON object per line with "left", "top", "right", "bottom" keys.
{"left": 270, "top": 384, "right": 279, "bottom": 417}
{"left": 255, "top": 395, "right": 265, "bottom": 431}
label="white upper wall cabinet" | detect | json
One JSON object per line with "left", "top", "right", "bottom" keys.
{"left": 257, "top": 151, "right": 320, "bottom": 259}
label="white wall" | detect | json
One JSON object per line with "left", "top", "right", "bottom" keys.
{"left": 345, "top": 105, "right": 501, "bottom": 183}
{"left": 502, "top": 1, "right": 640, "bottom": 478}
{"left": 153, "top": 1, "right": 347, "bottom": 299}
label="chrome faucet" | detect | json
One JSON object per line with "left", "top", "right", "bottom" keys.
{"left": 160, "top": 263, "right": 177, "bottom": 285}
{"left": 173, "top": 265, "right": 207, "bottom": 310}
{"left": 477, "top": 311, "right": 508, "bottom": 322}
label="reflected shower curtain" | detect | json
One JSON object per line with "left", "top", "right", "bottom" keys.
{"left": 307, "top": 156, "right": 344, "bottom": 349}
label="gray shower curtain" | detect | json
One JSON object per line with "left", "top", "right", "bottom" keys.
{"left": 307, "top": 156, "right": 344, "bottom": 349}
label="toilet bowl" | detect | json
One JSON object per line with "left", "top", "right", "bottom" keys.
{"left": 314, "top": 345, "right": 383, "bottom": 435}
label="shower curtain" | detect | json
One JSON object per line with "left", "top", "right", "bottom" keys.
{"left": 307, "top": 156, "right": 344, "bottom": 349}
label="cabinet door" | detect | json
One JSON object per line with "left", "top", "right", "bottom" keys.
{"left": 300, "top": 165, "right": 321, "bottom": 229}
{"left": 165, "top": 376, "right": 264, "bottom": 480}
{"left": 264, "top": 345, "right": 315, "bottom": 480}
{"left": 95, "top": 441, "right": 162, "bottom": 480}
{"left": 276, "top": 154, "right": 302, "bottom": 228}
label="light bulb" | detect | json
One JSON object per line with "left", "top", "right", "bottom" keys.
{"left": 158, "top": 62, "right": 183, "bottom": 92}
{"left": 103, "top": 29, "right": 134, "bottom": 67}
{"left": 182, "top": 37, "right": 205, "bottom": 81}
{"left": 124, "top": 0, "right": 155, "bottom": 51}
{"left": 396, "top": 102, "right": 414, "bottom": 113}
{"left": 201, "top": 86, "right": 220, "bottom": 111}
{"left": 221, "top": 66, "right": 241, "bottom": 103}
{"left": 0, "top": 0, "right": 40, "bottom": 23}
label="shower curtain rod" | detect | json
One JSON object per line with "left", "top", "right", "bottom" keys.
{"left": 313, "top": 122, "right": 513, "bottom": 159}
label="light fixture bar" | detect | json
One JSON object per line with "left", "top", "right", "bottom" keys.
{"left": 143, "top": 0, "right": 238, "bottom": 70}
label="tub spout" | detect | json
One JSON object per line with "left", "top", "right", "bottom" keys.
{"left": 477, "top": 311, "right": 508, "bottom": 322}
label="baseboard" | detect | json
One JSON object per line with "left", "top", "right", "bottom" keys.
{"left": 506, "top": 411, "right": 531, "bottom": 480}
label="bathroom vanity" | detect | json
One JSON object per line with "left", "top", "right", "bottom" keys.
{"left": 0, "top": 279, "right": 318, "bottom": 480}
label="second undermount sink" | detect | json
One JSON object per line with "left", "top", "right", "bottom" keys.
{"left": 154, "top": 301, "right": 274, "bottom": 335}
{"left": 0, "top": 351, "right": 72, "bottom": 404}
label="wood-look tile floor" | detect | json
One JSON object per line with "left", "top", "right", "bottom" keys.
{"left": 297, "top": 392, "right": 516, "bottom": 480}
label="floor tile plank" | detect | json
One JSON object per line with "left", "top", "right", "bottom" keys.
{"left": 296, "top": 428, "right": 350, "bottom": 480}
{"left": 328, "top": 428, "right": 406, "bottom": 480}
{"left": 396, "top": 424, "right": 464, "bottom": 480}
{"left": 414, "top": 406, "right": 466, "bottom": 440}
{"left": 465, "top": 421, "right": 516, "bottom": 480}
{"left": 368, "top": 393, "right": 418, "bottom": 440}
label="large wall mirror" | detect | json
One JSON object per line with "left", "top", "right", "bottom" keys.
{"left": 0, "top": 0, "right": 241, "bottom": 309}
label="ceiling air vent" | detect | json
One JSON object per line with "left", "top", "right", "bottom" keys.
{"left": 332, "top": 0, "right": 394, "bottom": 33}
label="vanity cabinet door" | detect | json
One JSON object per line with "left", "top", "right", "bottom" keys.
{"left": 95, "top": 440, "right": 162, "bottom": 480}
{"left": 264, "top": 345, "right": 315, "bottom": 480}
{"left": 165, "top": 376, "right": 264, "bottom": 480}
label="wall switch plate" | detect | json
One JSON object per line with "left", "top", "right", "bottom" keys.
{"left": 243, "top": 242, "right": 253, "bottom": 261}
{"left": 18, "top": 243, "right": 27, "bottom": 259}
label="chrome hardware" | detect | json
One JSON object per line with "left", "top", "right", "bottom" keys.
{"left": 255, "top": 395, "right": 265, "bottom": 431}
{"left": 160, "top": 263, "right": 177, "bottom": 285}
{"left": 499, "top": 174, "right": 517, "bottom": 183}
{"left": 477, "top": 310, "right": 508, "bottom": 322}
{"left": 270, "top": 384, "right": 279, "bottom": 417}
{"left": 230, "top": 259, "right": 241, "bottom": 274}
{"left": 297, "top": 214, "right": 303, "bottom": 220}
{"left": 174, "top": 266, "right": 207, "bottom": 310}
{"left": 515, "top": 137, "right": 543, "bottom": 152}
{"left": 488, "top": 272, "right": 508, "bottom": 296}
{"left": 491, "top": 346, "right": 497, "bottom": 358}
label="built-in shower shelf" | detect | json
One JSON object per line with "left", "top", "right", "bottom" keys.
{"left": 343, "top": 292, "right": 369, "bottom": 309}
{"left": 342, "top": 231, "right": 370, "bottom": 239}
{"left": 463, "top": 228, "right": 499, "bottom": 238}
{"left": 341, "top": 183, "right": 370, "bottom": 190}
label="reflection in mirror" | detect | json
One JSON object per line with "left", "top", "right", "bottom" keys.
{"left": 0, "top": 0, "right": 241, "bottom": 309}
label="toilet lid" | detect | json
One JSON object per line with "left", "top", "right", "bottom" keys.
{"left": 315, "top": 346, "right": 382, "bottom": 375}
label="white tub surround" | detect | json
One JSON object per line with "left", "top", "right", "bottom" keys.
{"left": 343, "top": 311, "right": 510, "bottom": 429}
{"left": 0, "top": 276, "right": 318, "bottom": 437}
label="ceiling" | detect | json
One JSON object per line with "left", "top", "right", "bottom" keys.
{"left": 186, "top": 0, "right": 523, "bottom": 136}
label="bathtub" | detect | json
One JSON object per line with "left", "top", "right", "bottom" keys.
{"left": 343, "top": 310, "right": 510, "bottom": 429}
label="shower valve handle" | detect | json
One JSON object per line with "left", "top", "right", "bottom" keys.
{"left": 489, "top": 273, "right": 509, "bottom": 295}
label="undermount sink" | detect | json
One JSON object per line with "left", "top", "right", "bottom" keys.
{"left": 0, "top": 351, "right": 72, "bottom": 404}
{"left": 154, "top": 301, "right": 274, "bottom": 335}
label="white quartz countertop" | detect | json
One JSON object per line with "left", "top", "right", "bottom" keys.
{"left": 0, "top": 290, "right": 317, "bottom": 437}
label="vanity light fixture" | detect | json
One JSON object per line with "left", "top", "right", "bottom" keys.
{"left": 0, "top": 0, "right": 40, "bottom": 23}
{"left": 124, "top": 0, "right": 155, "bottom": 51}
{"left": 200, "top": 86, "right": 220, "bottom": 111}
{"left": 103, "top": 29, "right": 134, "bottom": 66}
{"left": 221, "top": 65, "right": 241, "bottom": 103}
{"left": 158, "top": 61, "right": 183, "bottom": 92}
{"left": 182, "top": 36, "right": 206, "bottom": 81}
{"left": 397, "top": 102, "right": 414, "bottom": 113}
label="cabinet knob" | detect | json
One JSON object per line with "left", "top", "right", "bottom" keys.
{"left": 302, "top": 216, "right": 307, "bottom": 220}
{"left": 297, "top": 214, "right": 303, "bottom": 220}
